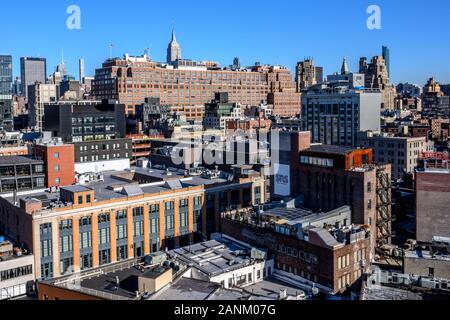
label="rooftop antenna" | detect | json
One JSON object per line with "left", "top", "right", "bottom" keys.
{"left": 61, "top": 47, "right": 65, "bottom": 64}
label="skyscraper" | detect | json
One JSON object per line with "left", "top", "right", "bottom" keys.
{"left": 0, "top": 55, "right": 13, "bottom": 128}
{"left": 359, "top": 55, "right": 396, "bottom": 110}
{"left": 20, "top": 57, "right": 47, "bottom": 101}
{"left": 295, "top": 59, "right": 323, "bottom": 91}
{"left": 341, "top": 56, "right": 350, "bottom": 75}
{"left": 382, "top": 46, "right": 390, "bottom": 78}
{"left": 166, "top": 29, "right": 181, "bottom": 65}
{"left": 79, "top": 58, "right": 85, "bottom": 83}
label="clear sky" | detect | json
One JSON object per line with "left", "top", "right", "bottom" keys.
{"left": 1, "top": 0, "right": 449, "bottom": 85}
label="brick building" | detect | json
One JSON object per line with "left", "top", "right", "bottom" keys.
{"left": 33, "top": 138, "right": 75, "bottom": 188}
{"left": 0, "top": 165, "right": 266, "bottom": 280}
{"left": 297, "top": 145, "right": 392, "bottom": 256}
{"left": 415, "top": 152, "right": 450, "bottom": 243}
{"left": 221, "top": 205, "right": 371, "bottom": 294}
{"left": 92, "top": 42, "right": 300, "bottom": 117}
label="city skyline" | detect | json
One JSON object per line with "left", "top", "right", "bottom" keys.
{"left": 1, "top": 0, "right": 450, "bottom": 85}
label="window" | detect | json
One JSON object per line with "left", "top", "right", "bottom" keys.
{"left": 165, "top": 215, "right": 174, "bottom": 230}
{"left": 193, "top": 196, "right": 202, "bottom": 207}
{"left": 54, "top": 164, "right": 60, "bottom": 172}
{"left": 179, "top": 199, "right": 188, "bottom": 208}
{"left": 117, "top": 224, "right": 127, "bottom": 240}
{"left": 150, "top": 218, "right": 159, "bottom": 234}
{"left": 116, "top": 210, "right": 127, "bottom": 220}
{"left": 60, "top": 235, "right": 73, "bottom": 253}
{"left": 78, "top": 195, "right": 83, "bottom": 204}
{"left": 59, "top": 220, "right": 72, "bottom": 230}
{"left": 80, "top": 232, "right": 92, "bottom": 249}
{"left": 180, "top": 212, "right": 188, "bottom": 228}
{"left": 54, "top": 152, "right": 60, "bottom": 159}
{"left": 117, "top": 245, "right": 128, "bottom": 261}
{"left": 81, "top": 254, "right": 93, "bottom": 270}
{"left": 133, "top": 207, "right": 144, "bottom": 217}
{"left": 40, "top": 223, "right": 52, "bottom": 235}
{"left": 149, "top": 204, "right": 159, "bottom": 215}
{"left": 80, "top": 217, "right": 91, "bottom": 226}
{"left": 134, "top": 221, "right": 144, "bottom": 237}
{"left": 55, "top": 178, "right": 61, "bottom": 185}
{"left": 99, "top": 228, "right": 110, "bottom": 245}
{"left": 98, "top": 214, "right": 110, "bottom": 223}
{"left": 165, "top": 201, "right": 174, "bottom": 211}
{"left": 0, "top": 265, "right": 33, "bottom": 281}
{"left": 40, "top": 240, "right": 52, "bottom": 257}
{"left": 99, "top": 249, "right": 111, "bottom": 265}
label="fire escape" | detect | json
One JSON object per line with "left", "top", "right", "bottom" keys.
{"left": 376, "top": 166, "right": 393, "bottom": 254}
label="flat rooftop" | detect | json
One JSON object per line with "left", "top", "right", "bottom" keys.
{"left": 153, "top": 277, "right": 227, "bottom": 300}
{"left": 4, "top": 166, "right": 235, "bottom": 208}
{"left": 303, "top": 144, "right": 361, "bottom": 155}
{"left": 0, "top": 155, "right": 42, "bottom": 165}
{"left": 53, "top": 261, "right": 172, "bottom": 300}
{"left": 167, "top": 239, "right": 254, "bottom": 277}
{"left": 404, "top": 249, "right": 450, "bottom": 262}
{"left": 242, "top": 277, "right": 306, "bottom": 299}
{"left": 362, "top": 284, "right": 424, "bottom": 300}
{"left": 153, "top": 277, "right": 307, "bottom": 301}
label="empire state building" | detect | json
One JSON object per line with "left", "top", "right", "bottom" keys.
{"left": 167, "top": 29, "right": 181, "bottom": 65}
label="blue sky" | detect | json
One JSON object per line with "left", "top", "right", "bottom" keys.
{"left": 1, "top": 0, "right": 449, "bottom": 85}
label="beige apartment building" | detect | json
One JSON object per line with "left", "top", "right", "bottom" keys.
{"left": 357, "top": 131, "right": 434, "bottom": 180}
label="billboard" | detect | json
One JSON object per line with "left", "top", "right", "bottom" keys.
{"left": 274, "top": 163, "right": 291, "bottom": 197}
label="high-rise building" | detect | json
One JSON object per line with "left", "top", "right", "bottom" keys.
{"left": 315, "top": 67, "right": 323, "bottom": 84}
{"left": 28, "top": 82, "right": 58, "bottom": 131}
{"left": 302, "top": 81, "right": 382, "bottom": 146}
{"left": 341, "top": 56, "right": 350, "bottom": 75}
{"left": 13, "top": 77, "right": 21, "bottom": 96}
{"left": 79, "top": 58, "right": 85, "bottom": 83}
{"left": 93, "top": 54, "right": 300, "bottom": 117}
{"left": 0, "top": 55, "right": 13, "bottom": 128}
{"left": 359, "top": 55, "right": 396, "bottom": 110}
{"left": 20, "top": 57, "right": 47, "bottom": 101}
{"left": 167, "top": 29, "right": 181, "bottom": 65}
{"left": 295, "top": 59, "right": 323, "bottom": 91}
{"left": 382, "top": 46, "right": 390, "bottom": 78}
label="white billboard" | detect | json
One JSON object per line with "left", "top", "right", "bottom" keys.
{"left": 274, "top": 163, "right": 291, "bottom": 197}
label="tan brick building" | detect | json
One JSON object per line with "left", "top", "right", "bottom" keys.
{"left": 0, "top": 167, "right": 267, "bottom": 280}
{"left": 93, "top": 55, "right": 300, "bottom": 117}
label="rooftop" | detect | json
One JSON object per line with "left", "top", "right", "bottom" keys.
{"left": 5, "top": 166, "right": 241, "bottom": 211}
{"left": 361, "top": 284, "right": 424, "bottom": 300}
{"left": 167, "top": 239, "right": 261, "bottom": 278}
{"left": 404, "top": 248, "right": 450, "bottom": 262}
{"left": 152, "top": 277, "right": 234, "bottom": 300}
{"left": 0, "top": 155, "right": 42, "bottom": 166}
{"left": 303, "top": 144, "right": 362, "bottom": 155}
